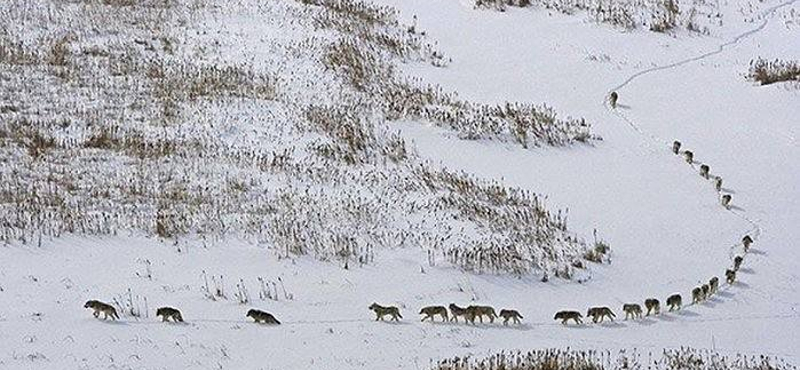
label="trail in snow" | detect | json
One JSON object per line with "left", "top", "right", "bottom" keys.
{"left": 609, "top": 0, "right": 799, "bottom": 93}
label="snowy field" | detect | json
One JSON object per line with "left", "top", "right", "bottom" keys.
{"left": 1, "top": 0, "right": 799, "bottom": 369}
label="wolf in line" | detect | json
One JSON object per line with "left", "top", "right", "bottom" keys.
{"left": 465, "top": 305, "right": 497, "bottom": 324}
{"left": 247, "top": 309, "right": 280, "bottom": 324}
{"left": 700, "top": 164, "right": 710, "bottom": 179}
{"left": 667, "top": 294, "right": 682, "bottom": 311}
{"left": 645, "top": 298, "right": 660, "bottom": 316}
{"left": 721, "top": 194, "right": 732, "bottom": 209}
{"left": 733, "top": 255, "right": 744, "bottom": 271}
{"left": 448, "top": 303, "right": 470, "bottom": 323}
{"left": 684, "top": 151, "right": 694, "bottom": 164}
{"left": 742, "top": 235, "right": 753, "bottom": 251}
{"left": 709, "top": 277, "right": 719, "bottom": 294}
{"left": 156, "top": 307, "right": 184, "bottom": 323}
{"left": 369, "top": 303, "right": 402, "bottom": 321}
{"left": 672, "top": 140, "right": 681, "bottom": 154}
{"left": 622, "top": 304, "right": 642, "bottom": 320}
{"left": 587, "top": 307, "right": 615, "bottom": 323}
{"left": 84, "top": 300, "right": 119, "bottom": 321}
{"left": 499, "top": 309, "right": 523, "bottom": 325}
{"left": 726, "top": 269, "right": 737, "bottom": 284}
{"left": 419, "top": 306, "right": 448, "bottom": 322}
{"left": 714, "top": 177, "right": 723, "bottom": 192}
{"left": 554, "top": 310, "right": 583, "bottom": 325}
{"left": 692, "top": 287, "right": 703, "bottom": 303}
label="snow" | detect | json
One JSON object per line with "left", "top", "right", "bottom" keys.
{"left": 2, "top": 0, "right": 800, "bottom": 368}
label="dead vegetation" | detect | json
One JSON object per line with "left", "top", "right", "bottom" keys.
{"left": 472, "top": 0, "right": 710, "bottom": 33}
{"left": 433, "top": 348, "right": 796, "bottom": 370}
{"left": 0, "top": 0, "right": 595, "bottom": 278}
{"left": 747, "top": 58, "right": 800, "bottom": 86}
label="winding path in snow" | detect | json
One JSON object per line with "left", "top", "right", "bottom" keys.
{"left": 606, "top": 0, "right": 798, "bottom": 310}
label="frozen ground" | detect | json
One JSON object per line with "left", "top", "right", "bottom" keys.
{"left": 2, "top": 0, "right": 800, "bottom": 369}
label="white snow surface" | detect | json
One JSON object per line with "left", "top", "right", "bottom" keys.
{"left": 2, "top": 0, "right": 800, "bottom": 369}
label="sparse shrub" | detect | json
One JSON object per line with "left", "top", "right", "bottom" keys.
{"left": 747, "top": 58, "right": 800, "bottom": 86}
{"left": 473, "top": 0, "right": 715, "bottom": 32}
{"left": 433, "top": 348, "right": 796, "bottom": 370}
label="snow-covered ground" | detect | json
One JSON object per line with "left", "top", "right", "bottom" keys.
{"left": 2, "top": 0, "right": 800, "bottom": 368}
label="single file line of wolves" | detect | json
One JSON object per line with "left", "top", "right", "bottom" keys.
{"left": 596, "top": 0, "right": 799, "bottom": 330}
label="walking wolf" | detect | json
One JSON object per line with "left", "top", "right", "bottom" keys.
{"left": 465, "top": 305, "right": 497, "bottom": 324}
{"left": 742, "top": 235, "right": 753, "bottom": 251}
{"left": 726, "top": 269, "right": 737, "bottom": 284}
{"left": 587, "top": 307, "right": 615, "bottom": 323}
{"left": 499, "top": 309, "right": 523, "bottom": 325}
{"left": 419, "top": 306, "right": 448, "bottom": 322}
{"left": 84, "top": 300, "right": 119, "bottom": 320}
{"left": 554, "top": 310, "right": 583, "bottom": 325}
{"left": 369, "top": 303, "right": 402, "bottom": 321}
{"left": 247, "top": 309, "right": 280, "bottom": 324}
{"left": 156, "top": 307, "right": 183, "bottom": 322}
{"left": 644, "top": 298, "right": 660, "bottom": 316}
{"left": 448, "top": 303, "right": 468, "bottom": 323}
{"left": 667, "top": 294, "right": 682, "bottom": 311}
{"left": 622, "top": 304, "right": 642, "bottom": 320}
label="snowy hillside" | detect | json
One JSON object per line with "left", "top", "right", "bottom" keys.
{"left": 1, "top": 0, "right": 799, "bottom": 369}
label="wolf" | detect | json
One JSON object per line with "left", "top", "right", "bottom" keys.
{"left": 499, "top": 309, "right": 523, "bottom": 325}
{"left": 448, "top": 303, "right": 469, "bottom": 323}
{"left": 721, "top": 194, "right": 732, "bottom": 209}
{"left": 700, "top": 164, "right": 710, "bottom": 179}
{"left": 726, "top": 269, "right": 737, "bottom": 284}
{"left": 84, "top": 300, "right": 119, "bottom": 320}
{"left": 622, "top": 304, "right": 642, "bottom": 320}
{"left": 369, "top": 303, "right": 401, "bottom": 321}
{"left": 644, "top": 298, "right": 660, "bottom": 316}
{"left": 684, "top": 151, "right": 694, "bottom": 164}
{"left": 419, "top": 306, "right": 448, "bottom": 322}
{"left": 709, "top": 277, "right": 719, "bottom": 294}
{"left": 692, "top": 287, "right": 703, "bottom": 303}
{"left": 609, "top": 91, "right": 618, "bottom": 108}
{"left": 701, "top": 284, "right": 710, "bottom": 300}
{"left": 554, "top": 310, "right": 583, "bottom": 325}
{"left": 246, "top": 309, "right": 280, "bottom": 324}
{"left": 733, "top": 255, "right": 744, "bottom": 271}
{"left": 672, "top": 140, "right": 681, "bottom": 154}
{"left": 156, "top": 307, "right": 183, "bottom": 323}
{"left": 667, "top": 294, "right": 682, "bottom": 311}
{"left": 465, "top": 305, "right": 497, "bottom": 324}
{"left": 714, "top": 177, "right": 723, "bottom": 192}
{"left": 587, "top": 307, "right": 615, "bottom": 323}
{"left": 742, "top": 235, "right": 753, "bottom": 251}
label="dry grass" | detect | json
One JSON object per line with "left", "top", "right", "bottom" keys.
{"left": 473, "top": 0, "right": 708, "bottom": 33}
{"left": 0, "top": 0, "right": 595, "bottom": 279}
{"left": 747, "top": 58, "right": 800, "bottom": 86}
{"left": 433, "top": 348, "right": 796, "bottom": 370}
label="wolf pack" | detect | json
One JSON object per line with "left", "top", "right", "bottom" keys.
{"left": 83, "top": 95, "right": 755, "bottom": 329}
